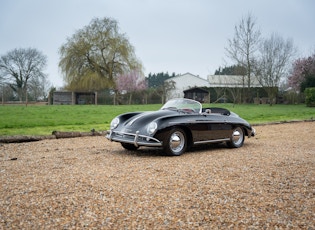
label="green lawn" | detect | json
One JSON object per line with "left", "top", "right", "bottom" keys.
{"left": 0, "top": 103, "right": 314, "bottom": 136}
{"left": 211, "top": 104, "right": 315, "bottom": 124}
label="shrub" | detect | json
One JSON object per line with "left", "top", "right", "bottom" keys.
{"left": 304, "top": 87, "right": 315, "bottom": 107}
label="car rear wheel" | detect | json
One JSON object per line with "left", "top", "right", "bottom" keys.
{"left": 227, "top": 126, "right": 244, "bottom": 148}
{"left": 121, "top": 143, "right": 139, "bottom": 151}
{"left": 163, "top": 128, "right": 187, "bottom": 156}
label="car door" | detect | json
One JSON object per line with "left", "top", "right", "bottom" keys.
{"left": 191, "top": 114, "right": 232, "bottom": 142}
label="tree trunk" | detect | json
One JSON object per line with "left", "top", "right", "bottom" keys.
{"left": 0, "top": 130, "right": 107, "bottom": 143}
{"left": 128, "top": 93, "right": 132, "bottom": 105}
{"left": 52, "top": 130, "right": 106, "bottom": 139}
{"left": 0, "top": 135, "right": 55, "bottom": 143}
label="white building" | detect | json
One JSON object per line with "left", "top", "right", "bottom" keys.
{"left": 165, "top": 73, "right": 210, "bottom": 100}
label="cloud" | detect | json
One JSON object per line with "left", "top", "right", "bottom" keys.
{"left": 1, "top": 0, "right": 314, "bottom": 87}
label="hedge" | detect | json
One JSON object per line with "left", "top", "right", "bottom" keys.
{"left": 305, "top": 87, "right": 315, "bottom": 107}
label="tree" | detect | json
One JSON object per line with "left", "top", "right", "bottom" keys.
{"left": 214, "top": 65, "right": 247, "bottom": 104}
{"left": 255, "top": 33, "right": 296, "bottom": 105}
{"left": 1, "top": 84, "right": 15, "bottom": 105}
{"left": 225, "top": 13, "right": 261, "bottom": 102}
{"left": 147, "top": 72, "right": 175, "bottom": 88}
{"left": 301, "top": 75, "right": 315, "bottom": 92}
{"left": 0, "top": 48, "right": 47, "bottom": 104}
{"left": 162, "top": 80, "right": 176, "bottom": 104}
{"left": 304, "top": 87, "right": 315, "bottom": 107}
{"left": 288, "top": 53, "right": 315, "bottom": 92}
{"left": 59, "top": 17, "right": 142, "bottom": 91}
{"left": 146, "top": 72, "right": 176, "bottom": 104}
{"left": 214, "top": 65, "right": 246, "bottom": 75}
{"left": 28, "top": 74, "right": 52, "bottom": 101}
{"left": 115, "top": 69, "right": 147, "bottom": 104}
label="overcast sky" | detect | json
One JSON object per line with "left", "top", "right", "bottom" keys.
{"left": 1, "top": 0, "right": 314, "bottom": 88}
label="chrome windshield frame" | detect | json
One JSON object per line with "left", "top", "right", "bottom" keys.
{"left": 160, "top": 98, "right": 202, "bottom": 113}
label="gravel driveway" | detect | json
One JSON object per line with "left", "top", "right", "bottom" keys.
{"left": 1, "top": 122, "right": 314, "bottom": 229}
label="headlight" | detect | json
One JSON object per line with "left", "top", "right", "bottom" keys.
{"left": 110, "top": 118, "right": 120, "bottom": 129}
{"left": 147, "top": 121, "right": 157, "bottom": 135}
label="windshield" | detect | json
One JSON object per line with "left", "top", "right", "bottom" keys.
{"left": 161, "top": 98, "right": 202, "bottom": 113}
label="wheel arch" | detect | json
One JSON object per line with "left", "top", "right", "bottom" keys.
{"left": 241, "top": 125, "right": 253, "bottom": 138}
{"left": 176, "top": 125, "right": 193, "bottom": 148}
{"left": 155, "top": 124, "right": 193, "bottom": 147}
{"left": 231, "top": 124, "right": 252, "bottom": 137}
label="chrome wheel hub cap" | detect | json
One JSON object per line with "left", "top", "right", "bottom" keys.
{"left": 232, "top": 128, "right": 243, "bottom": 145}
{"left": 170, "top": 131, "right": 184, "bottom": 152}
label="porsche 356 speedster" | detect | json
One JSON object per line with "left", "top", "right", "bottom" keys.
{"left": 106, "top": 98, "right": 255, "bottom": 156}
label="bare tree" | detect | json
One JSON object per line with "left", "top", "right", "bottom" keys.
{"left": 225, "top": 75, "right": 244, "bottom": 104}
{"left": 0, "top": 48, "right": 47, "bottom": 105}
{"left": 1, "top": 84, "right": 14, "bottom": 105}
{"left": 225, "top": 13, "right": 261, "bottom": 102}
{"left": 255, "top": 33, "right": 296, "bottom": 105}
{"left": 28, "top": 74, "right": 52, "bottom": 101}
{"left": 163, "top": 80, "right": 176, "bottom": 103}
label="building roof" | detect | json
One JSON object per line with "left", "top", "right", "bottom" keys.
{"left": 207, "top": 75, "right": 261, "bottom": 88}
{"left": 166, "top": 72, "right": 209, "bottom": 84}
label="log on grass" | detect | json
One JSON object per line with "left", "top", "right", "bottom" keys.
{"left": 0, "top": 135, "right": 56, "bottom": 143}
{"left": 52, "top": 130, "right": 107, "bottom": 139}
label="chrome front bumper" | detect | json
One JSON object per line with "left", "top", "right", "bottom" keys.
{"left": 106, "top": 130, "right": 162, "bottom": 147}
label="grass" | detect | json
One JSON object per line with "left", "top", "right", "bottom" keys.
{"left": 209, "top": 104, "right": 315, "bottom": 124}
{"left": 0, "top": 104, "right": 161, "bottom": 136}
{"left": 0, "top": 103, "right": 314, "bottom": 136}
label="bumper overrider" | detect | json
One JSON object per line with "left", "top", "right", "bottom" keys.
{"left": 251, "top": 127, "right": 256, "bottom": 137}
{"left": 106, "top": 130, "right": 163, "bottom": 147}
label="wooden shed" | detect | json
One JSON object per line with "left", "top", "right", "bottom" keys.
{"left": 53, "top": 91, "right": 97, "bottom": 105}
{"left": 183, "top": 87, "right": 209, "bottom": 103}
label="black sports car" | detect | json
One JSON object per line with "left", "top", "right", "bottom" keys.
{"left": 106, "top": 98, "right": 256, "bottom": 156}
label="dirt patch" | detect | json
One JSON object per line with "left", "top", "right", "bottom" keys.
{"left": 1, "top": 122, "right": 314, "bottom": 229}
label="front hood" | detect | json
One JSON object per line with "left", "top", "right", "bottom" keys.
{"left": 123, "top": 110, "right": 175, "bottom": 128}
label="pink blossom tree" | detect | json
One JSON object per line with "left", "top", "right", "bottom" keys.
{"left": 115, "top": 70, "right": 147, "bottom": 104}
{"left": 288, "top": 53, "right": 315, "bottom": 92}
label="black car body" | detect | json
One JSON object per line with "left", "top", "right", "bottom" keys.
{"left": 107, "top": 98, "right": 255, "bottom": 156}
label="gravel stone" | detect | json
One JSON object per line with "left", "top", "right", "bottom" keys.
{"left": 1, "top": 122, "right": 314, "bottom": 229}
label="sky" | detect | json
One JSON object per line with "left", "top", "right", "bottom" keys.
{"left": 1, "top": 0, "right": 314, "bottom": 88}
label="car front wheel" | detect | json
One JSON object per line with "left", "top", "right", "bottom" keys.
{"left": 227, "top": 126, "right": 244, "bottom": 148}
{"left": 163, "top": 128, "right": 187, "bottom": 156}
